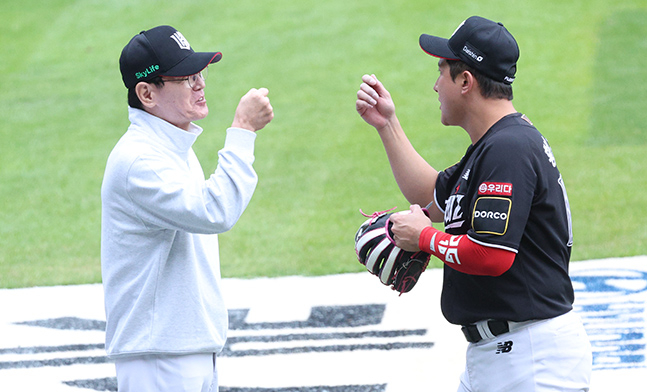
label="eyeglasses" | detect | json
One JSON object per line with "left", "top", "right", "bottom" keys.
{"left": 161, "top": 67, "right": 208, "bottom": 89}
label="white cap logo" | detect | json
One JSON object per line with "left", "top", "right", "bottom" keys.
{"left": 462, "top": 45, "right": 484, "bottom": 62}
{"left": 170, "top": 31, "right": 191, "bottom": 50}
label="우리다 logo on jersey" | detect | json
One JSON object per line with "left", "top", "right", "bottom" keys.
{"left": 478, "top": 182, "right": 513, "bottom": 196}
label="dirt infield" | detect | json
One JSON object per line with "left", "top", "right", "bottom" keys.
{"left": 1, "top": 256, "right": 645, "bottom": 391}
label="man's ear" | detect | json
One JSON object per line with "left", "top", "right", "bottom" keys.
{"left": 135, "top": 82, "right": 157, "bottom": 109}
{"left": 460, "top": 70, "right": 477, "bottom": 95}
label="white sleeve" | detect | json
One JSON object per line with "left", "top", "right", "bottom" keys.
{"left": 126, "top": 128, "right": 258, "bottom": 234}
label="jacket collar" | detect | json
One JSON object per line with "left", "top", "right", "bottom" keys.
{"left": 127, "top": 107, "right": 203, "bottom": 154}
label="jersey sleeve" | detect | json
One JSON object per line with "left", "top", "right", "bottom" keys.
{"left": 432, "top": 162, "right": 461, "bottom": 214}
{"left": 466, "top": 133, "right": 537, "bottom": 252}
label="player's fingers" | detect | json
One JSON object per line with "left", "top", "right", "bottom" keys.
{"left": 356, "top": 99, "right": 373, "bottom": 115}
{"left": 370, "top": 74, "right": 389, "bottom": 96}
{"left": 361, "top": 74, "right": 388, "bottom": 97}
{"left": 257, "top": 87, "right": 269, "bottom": 96}
{"left": 389, "top": 211, "right": 404, "bottom": 224}
{"left": 357, "top": 89, "right": 377, "bottom": 106}
{"left": 361, "top": 74, "right": 376, "bottom": 85}
{"left": 359, "top": 82, "right": 379, "bottom": 101}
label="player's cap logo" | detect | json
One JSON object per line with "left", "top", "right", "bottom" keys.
{"left": 170, "top": 31, "right": 191, "bottom": 50}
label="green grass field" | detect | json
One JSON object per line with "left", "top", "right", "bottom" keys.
{"left": 1, "top": 0, "right": 646, "bottom": 288}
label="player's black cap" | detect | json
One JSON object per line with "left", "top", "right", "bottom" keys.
{"left": 419, "top": 16, "right": 519, "bottom": 85}
{"left": 119, "top": 25, "right": 222, "bottom": 89}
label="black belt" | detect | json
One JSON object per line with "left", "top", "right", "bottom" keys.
{"left": 461, "top": 320, "right": 510, "bottom": 343}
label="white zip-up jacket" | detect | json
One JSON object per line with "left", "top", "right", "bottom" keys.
{"left": 101, "top": 107, "right": 257, "bottom": 359}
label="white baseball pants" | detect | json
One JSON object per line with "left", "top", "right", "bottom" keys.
{"left": 457, "top": 311, "right": 592, "bottom": 392}
{"left": 115, "top": 353, "right": 218, "bottom": 392}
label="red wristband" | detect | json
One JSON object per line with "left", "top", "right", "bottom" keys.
{"left": 418, "top": 226, "right": 438, "bottom": 254}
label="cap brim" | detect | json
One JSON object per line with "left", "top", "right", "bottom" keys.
{"left": 162, "top": 51, "right": 222, "bottom": 77}
{"left": 419, "top": 34, "right": 458, "bottom": 60}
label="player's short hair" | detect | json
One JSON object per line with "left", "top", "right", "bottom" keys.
{"left": 127, "top": 77, "right": 166, "bottom": 110}
{"left": 446, "top": 59, "right": 513, "bottom": 100}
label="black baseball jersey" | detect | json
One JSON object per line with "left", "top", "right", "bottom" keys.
{"left": 433, "top": 113, "right": 574, "bottom": 325}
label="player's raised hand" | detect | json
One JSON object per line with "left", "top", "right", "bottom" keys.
{"left": 356, "top": 74, "right": 396, "bottom": 130}
{"left": 232, "top": 88, "right": 274, "bottom": 132}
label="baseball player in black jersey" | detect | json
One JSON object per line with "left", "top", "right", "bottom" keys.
{"left": 356, "top": 16, "right": 592, "bottom": 391}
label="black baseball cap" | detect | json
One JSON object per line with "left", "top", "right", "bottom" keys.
{"left": 119, "top": 25, "right": 222, "bottom": 89}
{"left": 419, "top": 16, "right": 519, "bottom": 85}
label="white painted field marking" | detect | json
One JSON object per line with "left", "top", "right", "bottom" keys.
{"left": 0, "top": 256, "right": 645, "bottom": 391}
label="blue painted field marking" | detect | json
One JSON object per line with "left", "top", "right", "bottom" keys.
{"left": 571, "top": 268, "right": 647, "bottom": 370}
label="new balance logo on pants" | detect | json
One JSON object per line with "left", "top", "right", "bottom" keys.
{"left": 496, "top": 341, "right": 513, "bottom": 354}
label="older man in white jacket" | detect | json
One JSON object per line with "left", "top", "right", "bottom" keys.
{"left": 101, "top": 25, "right": 273, "bottom": 391}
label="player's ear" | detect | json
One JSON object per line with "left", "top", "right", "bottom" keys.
{"left": 460, "top": 70, "right": 477, "bottom": 95}
{"left": 135, "top": 82, "right": 157, "bottom": 109}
